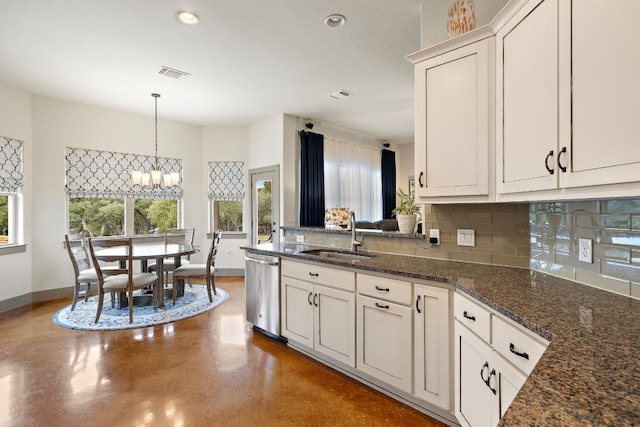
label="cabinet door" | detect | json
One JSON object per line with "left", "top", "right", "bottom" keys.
{"left": 314, "top": 285, "right": 356, "bottom": 367}
{"left": 563, "top": 0, "right": 640, "bottom": 188}
{"left": 280, "top": 277, "right": 314, "bottom": 348}
{"left": 414, "top": 285, "right": 451, "bottom": 410}
{"left": 356, "top": 295, "right": 413, "bottom": 393}
{"left": 493, "top": 354, "right": 526, "bottom": 418}
{"left": 496, "top": 0, "right": 562, "bottom": 194}
{"left": 414, "top": 38, "right": 491, "bottom": 198}
{"left": 455, "top": 322, "right": 498, "bottom": 427}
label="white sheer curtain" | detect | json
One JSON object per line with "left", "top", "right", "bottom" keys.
{"left": 324, "top": 137, "right": 382, "bottom": 221}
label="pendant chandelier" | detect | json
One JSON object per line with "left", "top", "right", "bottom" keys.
{"left": 131, "top": 93, "right": 180, "bottom": 187}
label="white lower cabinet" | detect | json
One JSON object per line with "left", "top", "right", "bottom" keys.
{"left": 280, "top": 261, "right": 356, "bottom": 367}
{"left": 454, "top": 292, "right": 548, "bottom": 427}
{"left": 414, "top": 284, "right": 452, "bottom": 410}
{"left": 456, "top": 320, "right": 525, "bottom": 427}
{"left": 356, "top": 294, "right": 413, "bottom": 393}
{"left": 281, "top": 261, "right": 457, "bottom": 421}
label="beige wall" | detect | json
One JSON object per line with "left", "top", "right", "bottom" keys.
{"left": 397, "top": 143, "right": 415, "bottom": 195}
{"left": 0, "top": 83, "right": 33, "bottom": 302}
{"left": 30, "top": 96, "right": 205, "bottom": 294}
{"left": 202, "top": 125, "right": 250, "bottom": 271}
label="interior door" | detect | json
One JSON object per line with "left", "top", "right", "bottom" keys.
{"left": 250, "top": 165, "right": 280, "bottom": 246}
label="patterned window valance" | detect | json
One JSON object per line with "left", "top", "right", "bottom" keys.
{"left": 65, "top": 147, "right": 183, "bottom": 199}
{"left": 0, "top": 136, "right": 24, "bottom": 193}
{"left": 208, "top": 161, "right": 245, "bottom": 201}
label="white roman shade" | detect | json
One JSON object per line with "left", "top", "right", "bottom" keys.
{"left": 0, "top": 136, "right": 24, "bottom": 193}
{"left": 65, "top": 147, "right": 183, "bottom": 199}
{"left": 208, "top": 161, "right": 244, "bottom": 201}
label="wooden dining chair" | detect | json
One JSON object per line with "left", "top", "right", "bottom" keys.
{"left": 171, "top": 231, "right": 221, "bottom": 304}
{"left": 147, "top": 228, "right": 195, "bottom": 285}
{"left": 65, "top": 233, "right": 98, "bottom": 311}
{"left": 87, "top": 237, "right": 157, "bottom": 323}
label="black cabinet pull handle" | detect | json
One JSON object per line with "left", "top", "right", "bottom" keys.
{"left": 375, "top": 303, "right": 389, "bottom": 309}
{"left": 487, "top": 369, "right": 497, "bottom": 395}
{"left": 557, "top": 146, "right": 567, "bottom": 173}
{"left": 509, "top": 343, "right": 530, "bottom": 360}
{"left": 480, "top": 361, "right": 490, "bottom": 383}
{"left": 463, "top": 311, "right": 476, "bottom": 321}
{"left": 375, "top": 286, "right": 390, "bottom": 292}
{"left": 307, "top": 292, "right": 313, "bottom": 306}
{"left": 308, "top": 272, "right": 319, "bottom": 277}
{"left": 419, "top": 171, "right": 424, "bottom": 188}
{"left": 416, "top": 295, "right": 422, "bottom": 313}
{"left": 545, "top": 150, "right": 555, "bottom": 175}
{"left": 313, "top": 293, "right": 318, "bottom": 307}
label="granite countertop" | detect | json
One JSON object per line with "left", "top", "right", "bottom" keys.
{"left": 243, "top": 243, "right": 640, "bottom": 426}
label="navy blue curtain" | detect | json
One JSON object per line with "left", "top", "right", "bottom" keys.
{"left": 381, "top": 149, "right": 396, "bottom": 219}
{"left": 300, "top": 131, "right": 325, "bottom": 226}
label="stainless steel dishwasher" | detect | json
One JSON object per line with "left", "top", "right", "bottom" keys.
{"left": 244, "top": 252, "right": 284, "bottom": 341}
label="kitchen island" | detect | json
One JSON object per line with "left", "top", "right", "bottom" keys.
{"left": 244, "top": 243, "right": 640, "bottom": 426}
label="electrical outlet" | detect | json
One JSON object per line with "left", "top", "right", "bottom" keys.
{"left": 296, "top": 234, "right": 304, "bottom": 243}
{"left": 578, "top": 238, "right": 593, "bottom": 263}
{"left": 457, "top": 229, "right": 475, "bottom": 247}
{"left": 429, "top": 229, "right": 440, "bottom": 245}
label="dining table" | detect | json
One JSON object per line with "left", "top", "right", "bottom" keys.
{"left": 94, "top": 241, "right": 200, "bottom": 308}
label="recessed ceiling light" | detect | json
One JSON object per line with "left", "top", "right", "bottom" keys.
{"left": 176, "top": 11, "right": 200, "bottom": 26}
{"left": 324, "top": 14, "right": 346, "bottom": 28}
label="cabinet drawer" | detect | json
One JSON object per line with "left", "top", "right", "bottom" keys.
{"left": 282, "top": 260, "right": 355, "bottom": 292}
{"left": 492, "top": 315, "right": 547, "bottom": 376}
{"left": 454, "top": 292, "right": 491, "bottom": 343}
{"left": 357, "top": 273, "right": 412, "bottom": 305}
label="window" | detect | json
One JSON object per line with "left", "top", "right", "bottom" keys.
{"left": 0, "top": 136, "right": 23, "bottom": 246}
{"left": 0, "top": 194, "right": 13, "bottom": 245}
{"left": 68, "top": 198, "right": 124, "bottom": 236}
{"left": 65, "top": 147, "right": 183, "bottom": 236}
{"left": 212, "top": 200, "right": 243, "bottom": 232}
{"left": 67, "top": 198, "right": 179, "bottom": 237}
{"left": 324, "top": 137, "right": 382, "bottom": 221}
{"left": 209, "top": 161, "right": 245, "bottom": 232}
{"left": 134, "top": 199, "right": 178, "bottom": 234}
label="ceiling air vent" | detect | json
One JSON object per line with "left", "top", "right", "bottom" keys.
{"left": 158, "top": 66, "right": 191, "bottom": 79}
{"left": 329, "top": 90, "right": 352, "bottom": 100}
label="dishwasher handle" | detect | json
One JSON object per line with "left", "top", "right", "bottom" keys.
{"left": 244, "top": 256, "right": 279, "bottom": 267}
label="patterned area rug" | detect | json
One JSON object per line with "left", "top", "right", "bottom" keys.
{"left": 53, "top": 286, "right": 228, "bottom": 331}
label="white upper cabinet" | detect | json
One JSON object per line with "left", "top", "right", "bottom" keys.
{"left": 496, "top": 0, "right": 564, "bottom": 194}
{"left": 566, "top": 0, "right": 640, "bottom": 188}
{"left": 411, "top": 0, "right": 640, "bottom": 202}
{"left": 496, "top": 0, "right": 640, "bottom": 200}
{"left": 410, "top": 37, "right": 494, "bottom": 202}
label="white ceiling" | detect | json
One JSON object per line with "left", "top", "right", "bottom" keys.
{"left": 0, "top": 0, "right": 423, "bottom": 143}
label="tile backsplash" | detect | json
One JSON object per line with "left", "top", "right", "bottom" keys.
{"left": 285, "top": 198, "right": 640, "bottom": 299}
{"left": 530, "top": 199, "right": 640, "bottom": 298}
{"left": 421, "top": 203, "right": 530, "bottom": 268}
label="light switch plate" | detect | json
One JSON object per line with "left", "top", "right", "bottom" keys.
{"left": 296, "top": 234, "right": 305, "bottom": 243}
{"left": 457, "top": 229, "right": 475, "bottom": 247}
{"left": 578, "top": 238, "right": 593, "bottom": 263}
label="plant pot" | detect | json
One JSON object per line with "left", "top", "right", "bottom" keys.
{"left": 396, "top": 214, "right": 417, "bottom": 234}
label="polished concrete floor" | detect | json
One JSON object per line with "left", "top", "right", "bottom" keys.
{"left": 0, "top": 277, "right": 447, "bottom": 427}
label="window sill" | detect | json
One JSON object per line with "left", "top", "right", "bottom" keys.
{"left": 0, "top": 244, "right": 27, "bottom": 255}
{"left": 207, "top": 232, "right": 246, "bottom": 239}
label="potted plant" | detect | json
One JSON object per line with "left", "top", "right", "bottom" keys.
{"left": 392, "top": 188, "right": 421, "bottom": 234}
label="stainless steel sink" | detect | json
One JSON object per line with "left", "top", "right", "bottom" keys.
{"left": 300, "top": 248, "right": 375, "bottom": 261}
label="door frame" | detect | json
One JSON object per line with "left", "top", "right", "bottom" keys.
{"left": 249, "top": 165, "right": 280, "bottom": 246}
